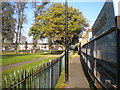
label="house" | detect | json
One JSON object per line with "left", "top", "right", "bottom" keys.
{"left": 80, "top": 29, "right": 92, "bottom": 47}
{"left": 18, "top": 43, "right": 49, "bottom": 50}
{"left": 2, "top": 43, "right": 64, "bottom": 51}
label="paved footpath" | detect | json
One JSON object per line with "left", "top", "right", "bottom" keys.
{"left": 65, "top": 54, "right": 90, "bottom": 88}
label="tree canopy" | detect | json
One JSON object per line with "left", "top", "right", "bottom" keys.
{"left": 31, "top": 1, "right": 49, "bottom": 53}
{"left": 29, "top": 3, "right": 89, "bottom": 47}
{"left": 2, "top": 2, "right": 15, "bottom": 43}
{"left": 2, "top": 2, "right": 16, "bottom": 49}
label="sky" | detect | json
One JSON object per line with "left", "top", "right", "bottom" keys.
{"left": 22, "top": 1, "right": 105, "bottom": 43}
{"left": 68, "top": 2, "right": 105, "bottom": 28}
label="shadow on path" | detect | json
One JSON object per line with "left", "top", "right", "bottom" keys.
{"left": 80, "top": 55, "right": 97, "bottom": 90}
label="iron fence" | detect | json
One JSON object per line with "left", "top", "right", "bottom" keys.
{"left": 81, "top": 27, "right": 120, "bottom": 89}
{"left": 3, "top": 52, "right": 70, "bottom": 89}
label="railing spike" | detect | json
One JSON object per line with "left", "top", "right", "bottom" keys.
{"left": 10, "top": 73, "right": 12, "bottom": 85}
{"left": 18, "top": 70, "right": 19, "bottom": 73}
{"left": 30, "top": 69, "right": 31, "bottom": 75}
{"left": 28, "top": 70, "right": 29, "bottom": 76}
{"left": 35, "top": 65, "right": 38, "bottom": 72}
{"left": 39, "top": 65, "right": 41, "bottom": 70}
{"left": 24, "top": 70, "right": 26, "bottom": 79}
{"left": 4, "top": 75, "right": 8, "bottom": 88}
{"left": 14, "top": 71, "right": 16, "bottom": 83}
{"left": 23, "top": 70, "right": 25, "bottom": 79}
{"left": 18, "top": 70, "right": 20, "bottom": 81}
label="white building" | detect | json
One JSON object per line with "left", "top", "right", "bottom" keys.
{"left": 2, "top": 43, "right": 64, "bottom": 51}
{"left": 18, "top": 43, "right": 49, "bottom": 50}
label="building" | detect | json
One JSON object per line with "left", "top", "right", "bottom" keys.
{"left": 80, "top": 29, "right": 92, "bottom": 47}
{"left": 19, "top": 43, "right": 49, "bottom": 50}
{"left": 2, "top": 43, "right": 63, "bottom": 51}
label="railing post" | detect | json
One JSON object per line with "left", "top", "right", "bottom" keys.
{"left": 92, "top": 41, "right": 95, "bottom": 83}
{"left": 18, "top": 70, "right": 20, "bottom": 89}
{"left": 34, "top": 68, "right": 36, "bottom": 88}
{"left": 9, "top": 73, "right": 12, "bottom": 86}
{"left": 22, "top": 70, "right": 26, "bottom": 90}
{"left": 30, "top": 69, "right": 32, "bottom": 89}
{"left": 14, "top": 71, "right": 17, "bottom": 89}
{"left": 31, "top": 69, "right": 33, "bottom": 88}
{"left": 33, "top": 68, "right": 35, "bottom": 88}
{"left": 27, "top": 70, "right": 30, "bottom": 89}
{"left": 57, "top": 58, "right": 59, "bottom": 78}
{"left": 59, "top": 56, "right": 62, "bottom": 76}
{"left": 85, "top": 44, "right": 88, "bottom": 64}
{"left": 51, "top": 60, "right": 53, "bottom": 88}
{"left": 49, "top": 60, "right": 52, "bottom": 89}
{"left": 39, "top": 69, "right": 41, "bottom": 88}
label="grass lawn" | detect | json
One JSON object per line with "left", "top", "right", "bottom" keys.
{"left": 2, "top": 53, "right": 53, "bottom": 66}
{"left": 2, "top": 56, "right": 58, "bottom": 88}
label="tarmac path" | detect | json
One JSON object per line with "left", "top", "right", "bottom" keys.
{"left": 65, "top": 54, "right": 90, "bottom": 88}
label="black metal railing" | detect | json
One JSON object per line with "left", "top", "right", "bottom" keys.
{"left": 3, "top": 52, "right": 71, "bottom": 89}
{"left": 81, "top": 27, "right": 120, "bottom": 89}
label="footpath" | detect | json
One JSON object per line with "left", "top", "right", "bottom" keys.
{"left": 65, "top": 53, "right": 90, "bottom": 88}
{"left": 1, "top": 56, "right": 55, "bottom": 71}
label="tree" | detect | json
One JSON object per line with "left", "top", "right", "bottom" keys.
{"left": 29, "top": 3, "right": 89, "bottom": 51}
{"left": 30, "top": 1, "right": 49, "bottom": 53}
{"left": 2, "top": 2, "right": 16, "bottom": 50}
{"left": 15, "top": 2, "right": 27, "bottom": 53}
{"left": 25, "top": 41, "right": 28, "bottom": 51}
{"left": 31, "top": 2, "right": 39, "bottom": 53}
{"left": 20, "top": 35, "right": 27, "bottom": 43}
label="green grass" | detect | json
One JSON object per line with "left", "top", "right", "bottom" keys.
{"left": 55, "top": 70, "right": 67, "bottom": 88}
{"left": 2, "top": 53, "right": 52, "bottom": 66}
{"left": 2, "top": 50, "right": 64, "bottom": 66}
{"left": 2, "top": 56, "right": 58, "bottom": 88}
{"left": 55, "top": 51, "right": 73, "bottom": 88}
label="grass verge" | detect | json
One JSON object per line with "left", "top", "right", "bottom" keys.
{"left": 2, "top": 56, "right": 58, "bottom": 88}
{"left": 2, "top": 53, "right": 57, "bottom": 66}
{"left": 55, "top": 70, "right": 67, "bottom": 88}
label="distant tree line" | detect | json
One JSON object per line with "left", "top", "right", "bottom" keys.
{"left": 2, "top": 2, "right": 27, "bottom": 52}
{"left": 2, "top": 1, "right": 49, "bottom": 53}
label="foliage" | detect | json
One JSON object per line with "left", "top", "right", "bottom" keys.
{"left": 29, "top": 3, "right": 89, "bottom": 48}
{"left": 2, "top": 2, "right": 16, "bottom": 50}
{"left": 31, "top": 2, "right": 49, "bottom": 53}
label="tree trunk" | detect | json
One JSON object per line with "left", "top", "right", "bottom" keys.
{"left": 15, "top": 3, "right": 21, "bottom": 54}
{"left": 15, "top": 28, "right": 19, "bottom": 54}
{"left": 48, "top": 37, "right": 52, "bottom": 54}
{"left": 33, "top": 38, "right": 37, "bottom": 53}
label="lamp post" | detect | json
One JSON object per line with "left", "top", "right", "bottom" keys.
{"left": 65, "top": 0, "right": 69, "bottom": 81}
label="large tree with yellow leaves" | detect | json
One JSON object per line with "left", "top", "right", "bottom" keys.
{"left": 29, "top": 3, "right": 89, "bottom": 50}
